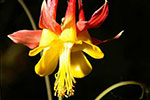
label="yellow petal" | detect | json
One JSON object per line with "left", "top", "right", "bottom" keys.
{"left": 72, "top": 41, "right": 104, "bottom": 59}
{"left": 77, "top": 30, "right": 92, "bottom": 43}
{"left": 39, "top": 29, "right": 58, "bottom": 47}
{"left": 29, "top": 29, "right": 58, "bottom": 56}
{"left": 83, "top": 42, "right": 104, "bottom": 59}
{"left": 35, "top": 45, "right": 59, "bottom": 76}
{"left": 60, "top": 25, "right": 77, "bottom": 42}
{"left": 29, "top": 46, "right": 46, "bottom": 56}
{"left": 70, "top": 51, "right": 92, "bottom": 78}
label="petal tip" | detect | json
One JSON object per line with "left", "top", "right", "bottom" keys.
{"left": 94, "top": 50, "right": 104, "bottom": 59}
{"left": 41, "top": 0, "right": 46, "bottom": 9}
{"left": 114, "top": 30, "right": 124, "bottom": 39}
{"left": 99, "top": 52, "right": 104, "bottom": 59}
{"left": 35, "top": 65, "right": 45, "bottom": 77}
{"left": 7, "top": 34, "right": 18, "bottom": 43}
{"left": 28, "top": 51, "right": 33, "bottom": 56}
{"left": 7, "top": 34, "right": 11, "bottom": 39}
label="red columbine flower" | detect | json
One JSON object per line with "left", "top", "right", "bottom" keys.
{"left": 8, "top": 0, "right": 122, "bottom": 97}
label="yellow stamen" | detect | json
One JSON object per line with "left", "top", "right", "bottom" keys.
{"left": 54, "top": 42, "right": 76, "bottom": 97}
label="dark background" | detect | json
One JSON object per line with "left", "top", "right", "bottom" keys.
{"left": 1, "top": 0, "right": 150, "bottom": 100}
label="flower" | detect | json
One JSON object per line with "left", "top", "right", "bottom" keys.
{"left": 8, "top": 0, "right": 122, "bottom": 97}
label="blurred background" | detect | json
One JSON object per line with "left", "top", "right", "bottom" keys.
{"left": 0, "top": 0, "right": 150, "bottom": 100}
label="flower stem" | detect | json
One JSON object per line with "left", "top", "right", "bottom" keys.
{"left": 18, "top": 0, "right": 37, "bottom": 30}
{"left": 18, "top": 0, "right": 53, "bottom": 100}
{"left": 58, "top": 96, "right": 63, "bottom": 100}
{"left": 45, "top": 76, "right": 53, "bottom": 100}
{"left": 95, "top": 81, "right": 145, "bottom": 100}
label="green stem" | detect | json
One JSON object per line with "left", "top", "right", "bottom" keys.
{"left": 18, "top": 0, "right": 37, "bottom": 30}
{"left": 95, "top": 81, "right": 145, "bottom": 100}
{"left": 45, "top": 76, "right": 53, "bottom": 100}
{"left": 18, "top": 0, "right": 53, "bottom": 100}
{"left": 58, "top": 96, "right": 63, "bottom": 100}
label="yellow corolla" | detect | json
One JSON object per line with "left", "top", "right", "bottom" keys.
{"left": 29, "top": 26, "right": 104, "bottom": 96}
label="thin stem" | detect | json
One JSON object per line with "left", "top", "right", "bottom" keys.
{"left": 18, "top": 0, "right": 53, "bottom": 100}
{"left": 58, "top": 96, "right": 63, "bottom": 100}
{"left": 18, "top": 0, "right": 37, "bottom": 30}
{"left": 95, "top": 81, "right": 145, "bottom": 100}
{"left": 45, "top": 76, "right": 53, "bottom": 100}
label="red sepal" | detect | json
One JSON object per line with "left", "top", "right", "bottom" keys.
{"left": 39, "top": 0, "right": 61, "bottom": 34}
{"left": 91, "top": 30, "right": 124, "bottom": 45}
{"left": 77, "top": 1, "right": 109, "bottom": 32}
{"left": 78, "top": 0, "right": 85, "bottom": 21}
{"left": 8, "top": 30, "right": 42, "bottom": 49}
{"left": 63, "top": 0, "right": 76, "bottom": 28}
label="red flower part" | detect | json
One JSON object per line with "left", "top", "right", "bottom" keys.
{"left": 39, "top": 0, "right": 61, "bottom": 34}
{"left": 77, "top": 0, "right": 109, "bottom": 32}
{"left": 65, "top": 0, "right": 76, "bottom": 20}
{"left": 47, "top": 0, "right": 58, "bottom": 19}
{"left": 91, "top": 30, "right": 124, "bottom": 45}
{"left": 78, "top": 0, "right": 85, "bottom": 21}
{"left": 62, "top": 0, "right": 76, "bottom": 30}
{"left": 8, "top": 30, "right": 42, "bottom": 49}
